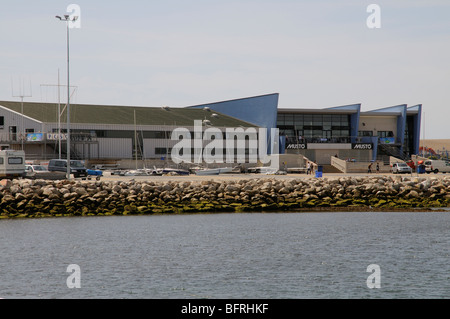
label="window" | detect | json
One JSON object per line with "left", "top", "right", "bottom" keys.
{"left": 276, "top": 114, "right": 285, "bottom": 126}
{"left": 155, "top": 148, "right": 170, "bottom": 155}
{"left": 377, "top": 131, "right": 394, "bottom": 138}
{"left": 313, "top": 115, "right": 322, "bottom": 125}
{"left": 8, "top": 157, "right": 23, "bottom": 164}
{"left": 284, "top": 114, "right": 294, "bottom": 125}
{"left": 359, "top": 131, "right": 373, "bottom": 137}
{"left": 294, "top": 114, "right": 303, "bottom": 123}
{"left": 303, "top": 115, "right": 313, "bottom": 125}
{"left": 95, "top": 130, "right": 106, "bottom": 138}
{"left": 144, "top": 131, "right": 168, "bottom": 139}
{"left": 55, "top": 161, "right": 66, "bottom": 167}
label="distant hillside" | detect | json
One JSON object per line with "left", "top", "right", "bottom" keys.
{"left": 420, "top": 139, "right": 450, "bottom": 151}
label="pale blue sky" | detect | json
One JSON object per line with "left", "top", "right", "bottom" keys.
{"left": 1, "top": 0, "right": 449, "bottom": 139}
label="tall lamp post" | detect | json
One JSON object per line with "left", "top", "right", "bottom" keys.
{"left": 56, "top": 14, "right": 78, "bottom": 179}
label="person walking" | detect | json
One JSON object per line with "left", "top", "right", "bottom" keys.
{"left": 368, "top": 162, "right": 373, "bottom": 173}
{"left": 376, "top": 162, "right": 380, "bottom": 173}
{"left": 306, "top": 162, "right": 311, "bottom": 175}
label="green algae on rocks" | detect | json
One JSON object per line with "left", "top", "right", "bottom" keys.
{"left": 0, "top": 176, "right": 449, "bottom": 218}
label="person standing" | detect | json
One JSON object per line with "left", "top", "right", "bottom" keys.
{"left": 376, "top": 162, "right": 380, "bottom": 173}
{"left": 306, "top": 162, "right": 311, "bottom": 175}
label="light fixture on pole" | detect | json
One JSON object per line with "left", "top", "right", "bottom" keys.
{"left": 55, "top": 14, "right": 78, "bottom": 179}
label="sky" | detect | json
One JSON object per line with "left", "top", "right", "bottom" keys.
{"left": 0, "top": 0, "right": 449, "bottom": 139}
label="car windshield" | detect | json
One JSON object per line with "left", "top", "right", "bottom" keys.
{"left": 398, "top": 163, "right": 408, "bottom": 167}
{"left": 70, "top": 161, "right": 84, "bottom": 167}
{"left": 33, "top": 165, "right": 47, "bottom": 171}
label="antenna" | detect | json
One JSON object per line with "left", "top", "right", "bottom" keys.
{"left": 40, "top": 70, "right": 79, "bottom": 159}
{"left": 11, "top": 76, "right": 33, "bottom": 150}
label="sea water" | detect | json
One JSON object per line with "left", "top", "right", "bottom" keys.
{"left": 0, "top": 211, "right": 448, "bottom": 299}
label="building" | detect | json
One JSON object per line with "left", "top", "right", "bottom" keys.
{"left": 277, "top": 103, "right": 422, "bottom": 164}
{"left": 0, "top": 100, "right": 259, "bottom": 167}
{"left": 0, "top": 93, "right": 421, "bottom": 167}
{"left": 188, "top": 94, "right": 422, "bottom": 165}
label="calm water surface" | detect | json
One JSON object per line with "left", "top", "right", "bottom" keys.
{"left": 0, "top": 212, "right": 449, "bottom": 299}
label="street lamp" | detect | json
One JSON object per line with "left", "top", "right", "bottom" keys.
{"left": 56, "top": 14, "right": 78, "bottom": 179}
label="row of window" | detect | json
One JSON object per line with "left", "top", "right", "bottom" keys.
{"left": 277, "top": 114, "right": 350, "bottom": 127}
{"left": 358, "top": 131, "right": 394, "bottom": 138}
{"left": 155, "top": 148, "right": 256, "bottom": 155}
{"left": 52, "top": 129, "right": 265, "bottom": 140}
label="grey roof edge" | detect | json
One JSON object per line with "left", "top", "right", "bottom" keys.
{"left": 363, "top": 104, "right": 407, "bottom": 115}
{"left": 184, "top": 93, "right": 280, "bottom": 109}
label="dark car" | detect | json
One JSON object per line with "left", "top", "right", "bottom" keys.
{"left": 48, "top": 159, "right": 87, "bottom": 178}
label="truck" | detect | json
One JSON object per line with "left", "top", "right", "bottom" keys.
{"left": 0, "top": 150, "right": 26, "bottom": 179}
{"left": 424, "top": 159, "right": 450, "bottom": 174}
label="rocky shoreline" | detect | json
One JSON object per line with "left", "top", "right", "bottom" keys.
{"left": 1, "top": 176, "right": 449, "bottom": 219}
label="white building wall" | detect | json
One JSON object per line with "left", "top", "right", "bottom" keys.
{"left": 99, "top": 138, "right": 132, "bottom": 159}
{"left": 0, "top": 105, "right": 43, "bottom": 141}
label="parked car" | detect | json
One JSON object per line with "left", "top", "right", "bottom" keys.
{"left": 391, "top": 162, "right": 412, "bottom": 174}
{"left": 48, "top": 159, "right": 87, "bottom": 178}
{"left": 25, "top": 165, "right": 66, "bottom": 180}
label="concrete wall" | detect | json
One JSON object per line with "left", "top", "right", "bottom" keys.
{"left": 359, "top": 115, "right": 397, "bottom": 137}
{"left": 277, "top": 154, "right": 307, "bottom": 169}
{"left": 286, "top": 148, "right": 372, "bottom": 165}
{"left": 331, "top": 156, "right": 391, "bottom": 173}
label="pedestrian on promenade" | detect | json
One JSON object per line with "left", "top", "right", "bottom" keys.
{"left": 376, "top": 162, "right": 380, "bottom": 173}
{"left": 368, "top": 162, "right": 373, "bottom": 173}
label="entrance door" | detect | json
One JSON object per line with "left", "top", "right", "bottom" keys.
{"left": 9, "top": 126, "right": 17, "bottom": 141}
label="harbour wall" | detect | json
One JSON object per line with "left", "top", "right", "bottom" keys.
{"left": 0, "top": 176, "right": 449, "bottom": 218}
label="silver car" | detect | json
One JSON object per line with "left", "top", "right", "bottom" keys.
{"left": 391, "top": 162, "right": 412, "bottom": 174}
{"left": 25, "top": 165, "right": 66, "bottom": 180}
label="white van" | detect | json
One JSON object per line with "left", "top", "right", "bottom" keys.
{"left": 424, "top": 159, "right": 450, "bottom": 174}
{"left": 0, "top": 150, "right": 26, "bottom": 178}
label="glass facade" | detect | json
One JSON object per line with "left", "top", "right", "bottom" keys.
{"left": 277, "top": 113, "right": 351, "bottom": 143}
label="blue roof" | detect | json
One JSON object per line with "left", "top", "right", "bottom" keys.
{"left": 187, "top": 93, "right": 279, "bottom": 129}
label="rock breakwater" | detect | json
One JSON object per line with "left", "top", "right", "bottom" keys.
{"left": 1, "top": 176, "right": 449, "bottom": 218}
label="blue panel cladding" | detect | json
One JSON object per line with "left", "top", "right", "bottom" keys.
{"left": 371, "top": 136, "right": 379, "bottom": 161}
{"left": 350, "top": 110, "right": 360, "bottom": 143}
{"left": 280, "top": 135, "right": 286, "bottom": 154}
{"left": 409, "top": 104, "right": 422, "bottom": 155}
{"left": 361, "top": 136, "right": 379, "bottom": 161}
{"left": 396, "top": 105, "right": 407, "bottom": 153}
{"left": 187, "top": 93, "right": 279, "bottom": 129}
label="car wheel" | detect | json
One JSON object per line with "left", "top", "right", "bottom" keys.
{"left": 434, "top": 169, "right": 439, "bottom": 174}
